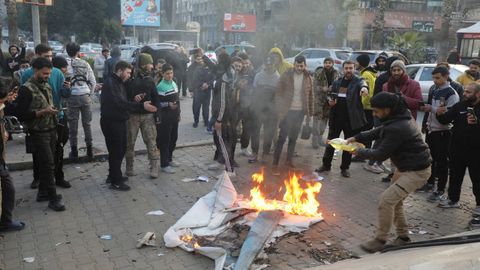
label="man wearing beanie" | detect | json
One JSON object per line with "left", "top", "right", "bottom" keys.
{"left": 312, "top": 57, "right": 339, "bottom": 149}
{"left": 354, "top": 54, "right": 377, "bottom": 164}
{"left": 125, "top": 53, "right": 160, "bottom": 178}
{"left": 383, "top": 60, "right": 423, "bottom": 119}
{"left": 347, "top": 92, "right": 431, "bottom": 253}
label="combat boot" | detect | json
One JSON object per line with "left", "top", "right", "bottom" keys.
{"left": 69, "top": 146, "right": 78, "bottom": 159}
{"left": 86, "top": 145, "right": 93, "bottom": 158}
{"left": 149, "top": 160, "right": 159, "bottom": 179}
{"left": 125, "top": 158, "right": 135, "bottom": 176}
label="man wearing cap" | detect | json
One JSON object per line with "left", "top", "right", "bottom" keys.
{"left": 125, "top": 53, "right": 160, "bottom": 178}
{"left": 383, "top": 60, "right": 423, "bottom": 120}
{"left": 347, "top": 92, "right": 431, "bottom": 253}
{"left": 312, "top": 57, "right": 339, "bottom": 149}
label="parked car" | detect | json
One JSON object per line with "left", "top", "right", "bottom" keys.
{"left": 119, "top": 44, "right": 140, "bottom": 63}
{"left": 285, "top": 48, "right": 351, "bottom": 72}
{"left": 406, "top": 64, "right": 468, "bottom": 102}
{"left": 25, "top": 41, "right": 35, "bottom": 52}
{"left": 80, "top": 43, "right": 103, "bottom": 59}
{"left": 48, "top": 40, "right": 64, "bottom": 54}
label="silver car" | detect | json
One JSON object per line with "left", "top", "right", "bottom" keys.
{"left": 406, "top": 64, "right": 468, "bottom": 102}
{"left": 285, "top": 48, "right": 351, "bottom": 72}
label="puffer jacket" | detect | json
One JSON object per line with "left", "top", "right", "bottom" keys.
{"left": 355, "top": 110, "right": 431, "bottom": 172}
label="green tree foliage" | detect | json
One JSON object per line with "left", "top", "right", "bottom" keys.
{"left": 388, "top": 32, "right": 426, "bottom": 63}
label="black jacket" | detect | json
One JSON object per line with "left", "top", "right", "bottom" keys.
{"left": 355, "top": 110, "right": 431, "bottom": 172}
{"left": 330, "top": 75, "right": 367, "bottom": 130}
{"left": 437, "top": 101, "right": 480, "bottom": 151}
{"left": 100, "top": 73, "right": 145, "bottom": 121}
{"left": 126, "top": 71, "right": 158, "bottom": 114}
{"left": 192, "top": 65, "right": 214, "bottom": 93}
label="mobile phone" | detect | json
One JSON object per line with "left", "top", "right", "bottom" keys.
{"left": 9, "top": 86, "right": 19, "bottom": 94}
{"left": 467, "top": 107, "right": 476, "bottom": 116}
{"left": 439, "top": 97, "right": 446, "bottom": 106}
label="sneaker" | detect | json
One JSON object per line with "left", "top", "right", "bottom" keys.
{"left": 377, "top": 163, "right": 391, "bottom": 174}
{"left": 416, "top": 183, "right": 434, "bottom": 193}
{"left": 248, "top": 155, "right": 258, "bottom": 163}
{"left": 438, "top": 200, "right": 460, "bottom": 208}
{"left": 48, "top": 199, "right": 66, "bottom": 211}
{"left": 360, "top": 238, "right": 386, "bottom": 253}
{"left": 363, "top": 164, "right": 384, "bottom": 174}
{"left": 341, "top": 169, "right": 351, "bottom": 178}
{"left": 37, "top": 194, "right": 62, "bottom": 202}
{"left": 169, "top": 161, "right": 180, "bottom": 167}
{"left": 30, "top": 179, "right": 39, "bottom": 189}
{"left": 272, "top": 166, "right": 281, "bottom": 176}
{"left": 390, "top": 236, "right": 411, "bottom": 246}
{"left": 206, "top": 128, "right": 213, "bottom": 135}
{"left": 56, "top": 179, "right": 72, "bottom": 188}
{"left": 472, "top": 206, "right": 480, "bottom": 217}
{"left": 227, "top": 170, "right": 236, "bottom": 178}
{"left": 240, "top": 148, "right": 252, "bottom": 157}
{"left": 109, "top": 182, "right": 131, "bottom": 191}
{"left": 193, "top": 122, "right": 198, "bottom": 128}
{"left": 161, "top": 166, "right": 176, "bottom": 174}
{"left": 427, "top": 191, "right": 446, "bottom": 203}
{"left": 315, "top": 166, "right": 331, "bottom": 173}
{"left": 469, "top": 217, "right": 480, "bottom": 229}
{"left": 207, "top": 163, "right": 221, "bottom": 170}
{"left": 382, "top": 174, "right": 393, "bottom": 183}
{"left": 106, "top": 176, "right": 128, "bottom": 184}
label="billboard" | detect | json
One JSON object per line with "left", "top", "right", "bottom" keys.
{"left": 223, "top": 13, "right": 256, "bottom": 33}
{"left": 121, "top": 0, "right": 161, "bottom": 27}
{"left": 15, "top": 0, "right": 53, "bottom": 5}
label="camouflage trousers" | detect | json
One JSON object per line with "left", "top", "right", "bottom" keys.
{"left": 126, "top": 113, "right": 159, "bottom": 162}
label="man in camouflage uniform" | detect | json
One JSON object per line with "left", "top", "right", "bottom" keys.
{"left": 125, "top": 53, "right": 160, "bottom": 178}
{"left": 14, "top": 57, "right": 66, "bottom": 211}
{"left": 312, "top": 57, "right": 340, "bottom": 149}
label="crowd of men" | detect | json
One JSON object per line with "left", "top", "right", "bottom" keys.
{"left": 0, "top": 41, "right": 478, "bottom": 256}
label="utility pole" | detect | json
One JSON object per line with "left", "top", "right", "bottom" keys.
{"left": 31, "top": 0, "right": 41, "bottom": 45}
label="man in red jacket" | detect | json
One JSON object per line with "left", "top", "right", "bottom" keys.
{"left": 383, "top": 60, "right": 423, "bottom": 120}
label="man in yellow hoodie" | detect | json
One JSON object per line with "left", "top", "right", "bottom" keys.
{"left": 456, "top": 59, "right": 480, "bottom": 87}
{"left": 270, "top": 47, "right": 293, "bottom": 76}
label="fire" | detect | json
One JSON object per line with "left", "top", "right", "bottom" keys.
{"left": 181, "top": 233, "right": 201, "bottom": 249}
{"left": 248, "top": 169, "right": 322, "bottom": 217}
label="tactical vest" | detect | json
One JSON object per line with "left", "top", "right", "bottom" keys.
{"left": 24, "top": 80, "right": 58, "bottom": 132}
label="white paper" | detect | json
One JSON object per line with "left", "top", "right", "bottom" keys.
{"left": 23, "top": 257, "right": 35, "bottom": 263}
{"left": 146, "top": 210, "right": 165, "bottom": 216}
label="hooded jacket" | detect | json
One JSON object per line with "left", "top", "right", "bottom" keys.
{"left": 383, "top": 76, "right": 423, "bottom": 120}
{"left": 355, "top": 110, "right": 431, "bottom": 172}
{"left": 269, "top": 47, "right": 293, "bottom": 75}
{"left": 103, "top": 47, "right": 121, "bottom": 78}
{"left": 360, "top": 66, "right": 377, "bottom": 110}
{"left": 125, "top": 69, "right": 158, "bottom": 115}
{"left": 275, "top": 68, "right": 313, "bottom": 121}
{"left": 6, "top": 45, "right": 26, "bottom": 74}
{"left": 456, "top": 71, "right": 480, "bottom": 87}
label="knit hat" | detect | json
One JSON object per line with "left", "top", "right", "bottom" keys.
{"left": 376, "top": 52, "right": 388, "bottom": 61}
{"left": 390, "top": 60, "right": 406, "bottom": 72}
{"left": 138, "top": 53, "right": 153, "bottom": 67}
{"left": 324, "top": 57, "right": 334, "bottom": 64}
{"left": 356, "top": 54, "right": 370, "bottom": 68}
{"left": 371, "top": 92, "right": 400, "bottom": 109}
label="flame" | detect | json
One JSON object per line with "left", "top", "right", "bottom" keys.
{"left": 181, "top": 233, "right": 200, "bottom": 249}
{"left": 248, "top": 169, "right": 322, "bottom": 217}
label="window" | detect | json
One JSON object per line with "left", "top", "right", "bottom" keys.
{"left": 300, "top": 50, "right": 311, "bottom": 58}
{"left": 419, "top": 67, "right": 435, "bottom": 81}
{"left": 406, "top": 66, "right": 420, "bottom": 80}
{"left": 310, "top": 50, "right": 330, "bottom": 58}
{"left": 335, "top": 51, "right": 351, "bottom": 60}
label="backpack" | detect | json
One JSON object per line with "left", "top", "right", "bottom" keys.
{"left": 68, "top": 58, "right": 92, "bottom": 88}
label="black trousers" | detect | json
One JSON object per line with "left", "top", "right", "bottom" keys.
{"left": 360, "top": 109, "right": 374, "bottom": 148}
{"left": 322, "top": 120, "right": 361, "bottom": 170}
{"left": 426, "top": 130, "right": 451, "bottom": 192}
{"left": 157, "top": 111, "right": 178, "bottom": 168}
{"left": 273, "top": 110, "right": 304, "bottom": 165}
{"left": 251, "top": 109, "right": 277, "bottom": 155}
{"left": 240, "top": 108, "right": 254, "bottom": 150}
{"left": 0, "top": 167, "right": 14, "bottom": 223}
{"left": 193, "top": 90, "right": 211, "bottom": 125}
{"left": 32, "top": 130, "right": 58, "bottom": 201}
{"left": 448, "top": 148, "right": 480, "bottom": 205}
{"left": 100, "top": 117, "right": 127, "bottom": 183}
{"left": 215, "top": 118, "right": 238, "bottom": 171}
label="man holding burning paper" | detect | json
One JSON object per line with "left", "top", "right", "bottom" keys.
{"left": 346, "top": 92, "right": 432, "bottom": 253}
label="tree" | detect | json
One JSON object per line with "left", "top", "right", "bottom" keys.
{"left": 388, "top": 31, "right": 426, "bottom": 63}
{"left": 371, "top": 0, "right": 389, "bottom": 49}
{"left": 5, "top": 0, "right": 19, "bottom": 45}
{"left": 438, "top": 0, "right": 455, "bottom": 62}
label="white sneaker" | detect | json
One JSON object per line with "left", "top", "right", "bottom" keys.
{"left": 377, "top": 163, "right": 391, "bottom": 174}
{"left": 241, "top": 148, "right": 252, "bottom": 157}
{"left": 169, "top": 161, "right": 180, "bottom": 167}
{"left": 161, "top": 166, "right": 176, "bottom": 174}
{"left": 364, "top": 164, "right": 384, "bottom": 174}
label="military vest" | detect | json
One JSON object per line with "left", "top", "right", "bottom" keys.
{"left": 24, "top": 80, "right": 58, "bottom": 132}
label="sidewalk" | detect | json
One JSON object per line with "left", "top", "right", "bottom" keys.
{"left": 0, "top": 136, "right": 476, "bottom": 269}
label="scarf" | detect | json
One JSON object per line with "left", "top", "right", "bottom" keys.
{"left": 387, "top": 74, "right": 409, "bottom": 93}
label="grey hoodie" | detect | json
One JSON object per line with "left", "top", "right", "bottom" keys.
{"left": 251, "top": 68, "right": 280, "bottom": 113}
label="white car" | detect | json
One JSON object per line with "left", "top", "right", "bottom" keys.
{"left": 48, "top": 40, "right": 63, "bottom": 54}
{"left": 285, "top": 48, "right": 351, "bottom": 73}
{"left": 406, "top": 64, "right": 468, "bottom": 102}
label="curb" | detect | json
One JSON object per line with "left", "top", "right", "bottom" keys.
{"left": 7, "top": 139, "right": 214, "bottom": 171}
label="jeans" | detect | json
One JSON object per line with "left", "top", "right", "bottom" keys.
{"left": 193, "top": 90, "right": 211, "bottom": 125}
{"left": 273, "top": 110, "right": 304, "bottom": 165}
{"left": 312, "top": 117, "right": 328, "bottom": 147}
{"left": 101, "top": 118, "right": 127, "bottom": 183}
{"left": 157, "top": 111, "right": 179, "bottom": 168}
{"left": 0, "top": 167, "right": 14, "bottom": 223}
{"left": 67, "top": 95, "right": 93, "bottom": 147}
{"left": 376, "top": 167, "right": 430, "bottom": 241}
{"left": 448, "top": 148, "right": 480, "bottom": 205}
{"left": 251, "top": 109, "right": 277, "bottom": 156}
{"left": 425, "top": 130, "right": 451, "bottom": 192}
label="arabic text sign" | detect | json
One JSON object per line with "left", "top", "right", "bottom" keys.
{"left": 121, "top": 0, "right": 161, "bottom": 27}
{"left": 224, "top": 13, "right": 256, "bottom": 33}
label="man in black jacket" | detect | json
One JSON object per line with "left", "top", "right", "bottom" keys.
{"left": 347, "top": 92, "right": 432, "bottom": 253}
{"left": 100, "top": 61, "right": 157, "bottom": 191}
{"left": 436, "top": 82, "right": 480, "bottom": 216}
{"left": 316, "top": 60, "right": 368, "bottom": 177}
{"left": 191, "top": 56, "right": 214, "bottom": 128}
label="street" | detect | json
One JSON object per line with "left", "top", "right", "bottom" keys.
{"left": 0, "top": 97, "right": 476, "bottom": 270}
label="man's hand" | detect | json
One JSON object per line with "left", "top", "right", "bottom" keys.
{"left": 7, "top": 89, "right": 18, "bottom": 103}
{"left": 63, "top": 81, "right": 71, "bottom": 89}
{"left": 40, "top": 106, "right": 58, "bottom": 117}
{"left": 346, "top": 137, "right": 356, "bottom": 144}
{"left": 143, "top": 101, "right": 157, "bottom": 113}
{"left": 169, "top": 102, "right": 178, "bottom": 110}
{"left": 328, "top": 99, "right": 337, "bottom": 107}
{"left": 467, "top": 113, "right": 478, "bottom": 125}
{"left": 436, "top": 105, "right": 447, "bottom": 115}
{"left": 4, "top": 131, "right": 8, "bottom": 142}
{"left": 360, "top": 87, "right": 369, "bottom": 97}
{"left": 134, "top": 93, "right": 145, "bottom": 102}
{"left": 421, "top": 104, "right": 432, "bottom": 113}
{"left": 214, "top": 121, "right": 222, "bottom": 132}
